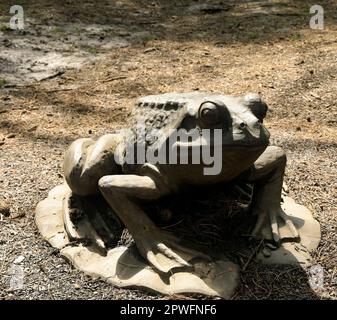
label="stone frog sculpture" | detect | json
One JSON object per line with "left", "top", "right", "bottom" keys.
{"left": 36, "top": 92, "right": 321, "bottom": 298}
{"left": 63, "top": 92, "right": 298, "bottom": 272}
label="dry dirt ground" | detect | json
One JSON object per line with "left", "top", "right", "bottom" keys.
{"left": 0, "top": 0, "right": 336, "bottom": 300}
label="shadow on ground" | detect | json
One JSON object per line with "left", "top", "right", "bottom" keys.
{"left": 1, "top": 0, "right": 336, "bottom": 45}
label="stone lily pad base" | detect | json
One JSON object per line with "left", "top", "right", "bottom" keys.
{"left": 36, "top": 184, "right": 239, "bottom": 298}
{"left": 62, "top": 245, "right": 239, "bottom": 298}
{"left": 36, "top": 184, "right": 320, "bottom": 298}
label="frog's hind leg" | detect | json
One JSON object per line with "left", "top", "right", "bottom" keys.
{"left": 98, "top": 174, "right": 209, "bottom": 273}
{"left": 62, "top": 134, "right": 124, "bottom": 251}
{"left": 63, "top": 134, "right": 123, "bottom": 196}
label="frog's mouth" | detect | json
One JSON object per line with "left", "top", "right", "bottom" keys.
{"left": 228, "top": 124, "right": 270, "bottom": 147}
{"left": 221, "top": 142, "right": 269, "bottom": 151}
{"left": 172, "top": 124, "right": 270, "bottom": 154}
{"left": 175, "top": 140, "right": 268, "bottom": 152}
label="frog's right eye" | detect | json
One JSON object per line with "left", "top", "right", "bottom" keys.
{"left": 198, "top": 101, "right": 223, "bottom": 127}
{"left": 244, "top": 93, "right": 268, "bottom": 122}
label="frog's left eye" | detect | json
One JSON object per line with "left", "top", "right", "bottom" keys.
{"left": 199, "top": 101, "right": 223, "bottom": 126}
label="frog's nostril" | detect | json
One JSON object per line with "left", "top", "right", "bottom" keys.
{"left": 239, "top": 122, "right": 246, "bottom": 129}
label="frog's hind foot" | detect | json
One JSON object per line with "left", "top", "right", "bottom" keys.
{"left": 251, "top": 206, "right": 299, "bottom": 245}
{"left": 139, "top": 229, "right": 210, "bottom": 273}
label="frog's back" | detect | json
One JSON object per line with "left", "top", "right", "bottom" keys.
{"left": 129, "top": 92, "right": 200, "bottom": 130}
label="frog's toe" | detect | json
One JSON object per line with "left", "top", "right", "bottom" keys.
{"left": 277, "top": 208, "right": 299, "bottom": 239}
{"left": 269, "top": 209, "right": 281, "bottom": 244}
{"left": 251, "top": 207, "right": 299, "bottom": 244}
{"left": 269, "top": 208, "right": 299, "bottom": 243}
{"left": 251, "top": 210, "right": 272, "bottom": 241}
{"left": 141, "top": 231, "right": 209, "bottom": 273}
{"left": 146, "top": 243, "right": 192, "bottom": 273}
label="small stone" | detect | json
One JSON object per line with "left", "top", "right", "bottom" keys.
{"left": 121, "top": 63, "right": 138, "bottom": 71}
{"left": 7, "top": 133, "right": 15, "bottom": 138}
{"left": 74, "top": 283, "right": 81, "bottom": 289}
{"left": 118, "top": 31, "right": 130, "bottom": 37}
{"left": 144, "top": 47, "right": 156, "bottom": 53}
{"left": 310, "top": 92, "right": 321, "bottom": 99}
{"left": 14, "top": 256, "right": 25, "bottom": 264}
{"left": 294, "top": 59, "right": 305, "bottom": 65}
{"left": 28, "top": 125, "right": 38, "bottom": 132}
{"left": 186, "top": 4, "right": 227, "bottom": 14}
{"left": 0, "top": 201, "right": 10, "bottom": 216}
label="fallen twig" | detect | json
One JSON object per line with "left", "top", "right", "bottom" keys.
{"left": 3, "top": 83, "right": 37, "bottom": 89}
{"left": 47, "top": 88, "right": 75, "bottom": 93}
{"left": 102, "top": 76, "right": 127, "bottom": 83}
{"left": 242, "top": 239, "right": 264, "bottom": 271}
{"left": 38, "top": 70, "right": 65, "bottom": 82}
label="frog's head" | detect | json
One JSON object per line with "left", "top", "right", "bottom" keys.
{"left": 173, "top": 92, "right": 270, "bottom": 177}
{"left": 176, "top": 93, "right": 269, "bottom": 146}
{"left": 197, "top": 93, "right": 269, "bottom": 146}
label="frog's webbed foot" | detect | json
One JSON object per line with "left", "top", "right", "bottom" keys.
{"left": 251, "top": 205, "right": 299, "bottom": 244}
{"left": 140, "top": 229, "right": 209, "bottom": 273}
{"left": 98, "top": 173, "right": 209, "bottom": 273}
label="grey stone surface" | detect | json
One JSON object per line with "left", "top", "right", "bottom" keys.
{"left": 35, "top": 184, "right": 70, "bottom": 249}
{"left": 61, "top": 244, "right": 239, "bottom": 298}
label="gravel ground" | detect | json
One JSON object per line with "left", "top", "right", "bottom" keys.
{"left": 0, "top": 0, "right": 336, "bottom": 300}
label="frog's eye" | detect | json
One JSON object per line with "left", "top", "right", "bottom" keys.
{"left": 244, "top": 93, "right": 268, "bottom": 122}
{"left": 199, "top": 101, "right": 223, "bottom": 126}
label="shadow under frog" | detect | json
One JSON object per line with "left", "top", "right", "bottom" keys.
{"left": 35, "top": 92, "right": 321, "bottom": 298}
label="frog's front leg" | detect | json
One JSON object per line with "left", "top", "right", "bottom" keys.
{"left": 98, "top": 173, "right": 208, "bottom": 273}
{"left": 244, "top": 146, "right": 299, "bottom": 244}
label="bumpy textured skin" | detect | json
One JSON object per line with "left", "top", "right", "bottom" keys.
{"left": 125, "top": 97, "right": 187, "bottom": 158}
{"left": 131, "top": 100, "right": 185, "bottom": 131}
{"left": 62, "top": 92, "right": 300, "bottom": 274}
